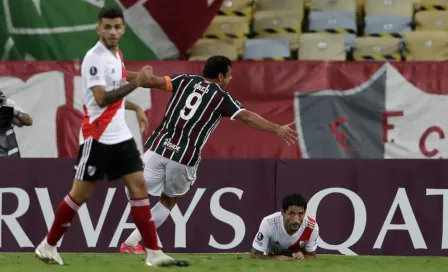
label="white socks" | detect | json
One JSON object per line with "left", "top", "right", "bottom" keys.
{"left": 124, "top": 202, "right": 171, "bottom": 247}
{"left": 124, "top": 226, "right": 142, "bottom": 247}
{"left": 151, "top": 201, "right": 171, "bottom": 228}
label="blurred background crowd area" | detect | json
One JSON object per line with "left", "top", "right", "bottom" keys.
{"left": 193, "top": 0, "right": 448, "bottom": 61}
{"left": 1, "top": 0, "right": 447, "bottom": 62}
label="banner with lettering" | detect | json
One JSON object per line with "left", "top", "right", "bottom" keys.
{"left": 295, "top": 62, "right": 448, "bottom": 159}
{"left": 1, "top": 61, "right": 448, "bottom": 159}
{"left": 1, "top": 158, "right": 448, "bottom": 256}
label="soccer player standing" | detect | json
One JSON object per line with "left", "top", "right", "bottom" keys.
{"left": 120, "top": 56, "right": 299, "bottom": 253}
{"left": 34, "top": 6, "right": 187, "bottom": 267}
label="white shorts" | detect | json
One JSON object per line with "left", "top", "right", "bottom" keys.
{"left": 141, "top": 150, "right": 198, "bottom": 197}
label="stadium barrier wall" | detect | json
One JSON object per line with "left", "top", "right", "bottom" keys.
{"left": 1, "top": 158, "right": 448, "bottom": 256}
{"left": 1, "top": 61, "right": 448, "bottom": 159}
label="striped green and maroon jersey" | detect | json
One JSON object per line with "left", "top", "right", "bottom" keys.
{"left": 145, "top": 74, "right": 244, "bottom": 166}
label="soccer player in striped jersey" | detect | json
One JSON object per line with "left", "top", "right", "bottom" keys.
{"left": 120, "top": 56, "right": 298, "bottom": 253}
{"left": 250, "top": 194, "right": 319, "bottom": 260}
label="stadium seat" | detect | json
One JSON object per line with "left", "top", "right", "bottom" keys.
{"left": 256, "top": 0, "right": 304, "bottom": 11}
{"left": 310, "top": 0, "right": 357, "bottom": 13}
{"left": 365, "top": 0, "right": 414, "bottom": 18}
{"left": 298, "top": 33, "right": 346, "bottom": 60}
{"left": 253, "top": 10, "right": 303, "bottom": 50}
{"left": 415, "top": 10, "right": 448, "bottom": 31}
{"left": 218, "top": 0, "right": 255, "bottom": 18}
{"left": 411, "top": 0, "right": 422, "bottom": 7}
{"left": 308, "top": 10, "right": 357, "bottom": 50}
{"left": 353, "top": 37, "right": 402, "bottom": 61}
{"left": 188, "top": 39, "right": 238, "bottom": 61}
{"left": 404, "top": 30, "right": 448, "bottom": 60}
{"left": 202, "top": 15, "right": 250, "bottom": 56}
{"left": 419, "top": 0, "right": 448, "bottom": 11}
{"left": 242, "top": 38, "right": 291, "bottom": 60}
{"left": 364, "top": 15, "right": 413, "bottom": 39}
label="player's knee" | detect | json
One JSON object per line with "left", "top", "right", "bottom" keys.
{"left": 69, "top": 189, "right": 92, "bottom": 204}
{"left": 70, "top": 180, "right": 94, "bottom": 204}
{"left": 125, "top": 177, "right": 147, "bottom": 198}
{"left": 160, "top": 193, "right": 180, "bottom": 210}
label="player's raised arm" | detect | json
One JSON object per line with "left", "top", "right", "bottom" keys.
{"left": 135, "top": 67, "right": 188, "bottom": 94}
{"left": 88, "top": 64, "right": 154, "bottom": 108}
{"left": 126, "top": 70, "right": 172, "bottom": 91}
{"left": 126, "top": 71, "right": 138, "bottom": 82}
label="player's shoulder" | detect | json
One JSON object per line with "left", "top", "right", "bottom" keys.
{"left": 170, "top": 74, "right": 189, "bottom": 81}
{"left": 261, "top": 211, "right": 283, "bottom": 225}
{"left": 82, "top": 43, "right": 108, "bottom": 64}
{"left": 304, "top": 215, "right": 318, "bottom": 229}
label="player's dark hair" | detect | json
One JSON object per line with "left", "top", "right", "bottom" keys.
{"left": 203, "top": 55, "right": 232, "bottom": 79}
{"left": 98, "top": 6, "right": 124, "bottom": 22}
{"left": 282, "top": 194, "right": 307, "bottom": 211}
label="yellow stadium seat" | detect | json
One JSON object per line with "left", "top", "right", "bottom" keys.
{"left": 311, "top": 0, "right": 357, "bottom": 13}
{"left": 419, "top": 0, "right": 448, "bottom": 11}
{"left": 415, "top": 10, "right": 448, "bottom": 31}
{"left": 256, "top": 0, "right": 304, "bottom": 11}
{"left": 365, "top": 0, "right": 414, "bottom": 18}
{"left": 202, "top": 16, "right": 250, "bottom": 56}
{"left": 298, "top": 33, "right": 346, "bottom": 60}
{"left": 253, "top": 10, "right": 303, "bottom": 50}
{"left": 218, "top": 0, "right": 255, "bottom": 18}
{"left": 353, "top": 37, "right": 402, "bottom": 60}
{"left": 404, "top": 30, "right": 448, "bottom": 60}
{"left": 188, "top": 39, "right": 238, "bottom": 61}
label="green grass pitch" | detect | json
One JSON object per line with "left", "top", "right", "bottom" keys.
{"left": 1, "top": 253, "right": 447, "bottom": 272}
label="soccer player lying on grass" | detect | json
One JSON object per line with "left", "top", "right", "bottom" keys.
{"left": 250, "top": 194, "right": 318, "bottom": 260}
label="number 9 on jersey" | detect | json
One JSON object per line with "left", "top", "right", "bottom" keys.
{"left": 180, "top": 93, "right": 203, "bottom": 121}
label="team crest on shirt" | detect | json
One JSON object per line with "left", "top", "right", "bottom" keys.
{"left": 257, "top": 232, "right": 264, "bottom": 241}
{"left": 299, "top": 241, "right": 306, "bottom": 248}
{"left": 87, "top": 166, "right": 96, "bottom": 176}
{"left": 90, "top": 66, "right": 97, "bottom": 76}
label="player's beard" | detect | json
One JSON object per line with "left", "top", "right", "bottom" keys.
{"left": 101, "top": 36, "right": 119, "bottom": 50}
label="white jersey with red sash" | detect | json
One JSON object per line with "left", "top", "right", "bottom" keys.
{"left": 79, "top": 41, "right": 132, "bottom": 145}
{"left": 252, "top": 212, "right": 319, "bottom": 254}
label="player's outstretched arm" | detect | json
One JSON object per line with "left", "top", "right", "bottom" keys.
{"left": 91, "top": 66, "right": 153, "bottom": 108}
{"left": 234, "top": 110, "right": 298, "bottom": 145}
{"left": 250, "top": 247, "right": 292, "bottom": 261}
{"left": 303, "top": 250, "right": 316, "bottom": 259}
{"left": 128, "top": 66, "right": 171, "bottom": 90}
{"left": 126, "top": 71, "right": 138, "bottom": 82}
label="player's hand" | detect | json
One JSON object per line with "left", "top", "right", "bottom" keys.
{"left": 0, "top": 91, "right": 6, "bottom": 106}
{"left": 292, "top": 252, "right": 305, "bottom": 260}
{"left": 136, "top": 108, "right": 148, "bottom": 134}
{"left": 135, "top": 65, "right": 154, "bottom": 87}
{"left": 274, "top": 255, "right": 293, "bottom": 261}
{"left": 275, "top": 121, "right": 298, "bottom": 145}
